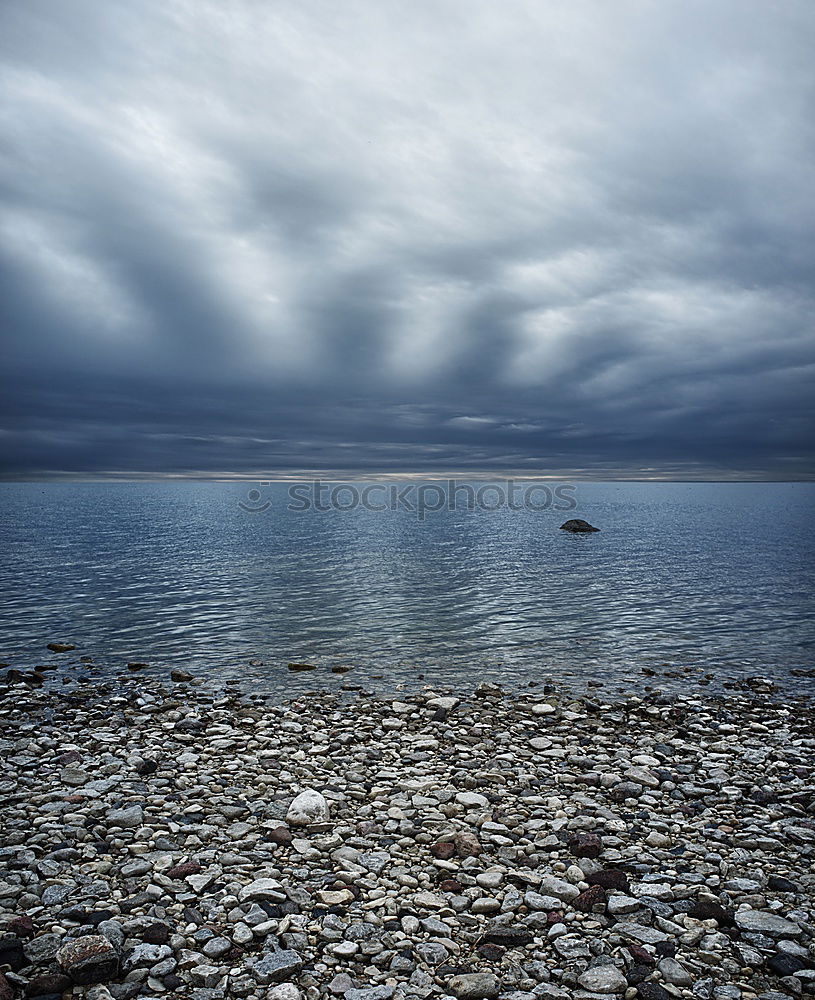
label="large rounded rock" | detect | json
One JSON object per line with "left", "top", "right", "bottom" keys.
{"left": 57, "top": 935, "right": 119, "bottom": 985}
{"left": 560, "top": 518, "right": 600, "bottom": 532}
{"left": 286, "top": 789, "right": 329, "bottom": 826}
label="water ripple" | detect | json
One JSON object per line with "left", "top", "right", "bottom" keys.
{"left": 0, "top": 481, "right": 813, "bottom": 696}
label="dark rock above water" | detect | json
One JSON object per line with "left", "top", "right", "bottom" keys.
{"left": 560, "top": 518, "right": 600, "bottom": 532}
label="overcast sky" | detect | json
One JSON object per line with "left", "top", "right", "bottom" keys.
{"left": 1, "top": 0, "right": 813, "bottom": 479}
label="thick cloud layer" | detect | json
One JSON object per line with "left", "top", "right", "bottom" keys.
{"left": 1, "top": 0, "right": 813, "bottom": 478}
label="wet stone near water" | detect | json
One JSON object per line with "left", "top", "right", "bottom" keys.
{"left": 0, "top": 669, "right": 812, "bottom": 1000}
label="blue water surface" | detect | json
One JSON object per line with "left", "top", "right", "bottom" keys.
{"left": 0, "top": 481, "right": 812, "bottom": 698}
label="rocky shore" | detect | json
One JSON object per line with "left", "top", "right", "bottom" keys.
{"left": 1, "top": 668, "right": 813, "bottom": 1000}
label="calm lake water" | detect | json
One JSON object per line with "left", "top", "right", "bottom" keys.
{"left": 0, "top": 481, "right": 813, "bottom": 698}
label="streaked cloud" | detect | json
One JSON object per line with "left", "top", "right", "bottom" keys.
{"left": 1, "top": 0, "right": 813, "bottom": 477}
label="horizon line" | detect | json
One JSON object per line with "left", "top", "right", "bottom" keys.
{"left": 1, "top": 472, "right": 814, "bottom": 485}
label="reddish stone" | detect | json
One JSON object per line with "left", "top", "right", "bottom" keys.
{"left": 165, "top": 861, "right": 202, "bottom": 879}
{"left": 430, "top": 840, "right": 456, "bottom": 860}
{"left": 569, "top": 832, "right": 603, "bottom": 858}
{"left": 25, "top": 972, "right": 72, "bottom": 996}
{"left": 266, "top": 826, "right": 293, "bottom": 846}
{"left": 9, "top": 914, "right": 35, "bottom": 937}
{"left": 627, "top": 944, "right": 656, "bottom": 966}
{"left": 0, "top": 973, "right": 13, "bottom": 1000}
{"left": 439, "top": 879, "right": 463, "bottom": 894}
{"left": 586, "top": 868, "right": 630, "bottom": 892}
{"left": 453, "top": 830, "right": 482, "bottom": 858}
{"left": 572, "top": 885, "right": 606, "bottom": 912}
{"left": 142, "top": 922, "right": 170, "bottom": 945}
{"left": 57, "top": 935, "right": 118, "bottom": 985}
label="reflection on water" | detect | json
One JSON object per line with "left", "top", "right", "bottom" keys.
{"left": 0, "top": 481, "right": 813, "bottom": 696}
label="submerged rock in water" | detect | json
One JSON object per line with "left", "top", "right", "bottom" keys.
{"left": 560, "top": 518, "right": 600, "bottom": 532}
{"left": 287, "top": 662, "right": 317, "bottom": 671}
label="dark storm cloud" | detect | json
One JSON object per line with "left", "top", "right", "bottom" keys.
{"left": 1, "top": 0, "right": 813, "bottom": 478}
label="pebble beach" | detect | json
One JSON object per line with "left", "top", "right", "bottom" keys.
{"left": 1, "top": 663, "right": 813, "bottom": 1000}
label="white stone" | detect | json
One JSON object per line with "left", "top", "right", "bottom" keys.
{"left": 476, "top": 871, "right": 504, "bottom": 889}
{"left": 537, "top": 874, "right": 580, "bottom": 901}
{"left": 268, "top": 986, "right": 303, "bottom": 1000}
{"left": 455, "top": 791, "right": 489, "bottom": 809}
{"left": 414, "top": 891, "right": 445, "bottom": 909}
{"left": 631, "top": 881, "right": 674, "bottom": 900}
{"left": 286, "top": 789, "right": 329, "bottom": 826}
{"left": 553, "top": 933, "right": 590, "bottom": 958}
{"left": 607, "top": 894, "right": 641, "bottom": 916}
{"left": 238, "top": 877, "right": 286, "bottom": 903}
{"left": 232, "top": 922, "right": 254, "bottom": 946}
{"left": 625, "top": 766, "right": 660, "bottom": 788}
{"left": 428, "top": 696, "right": 460, "bottom": 711}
